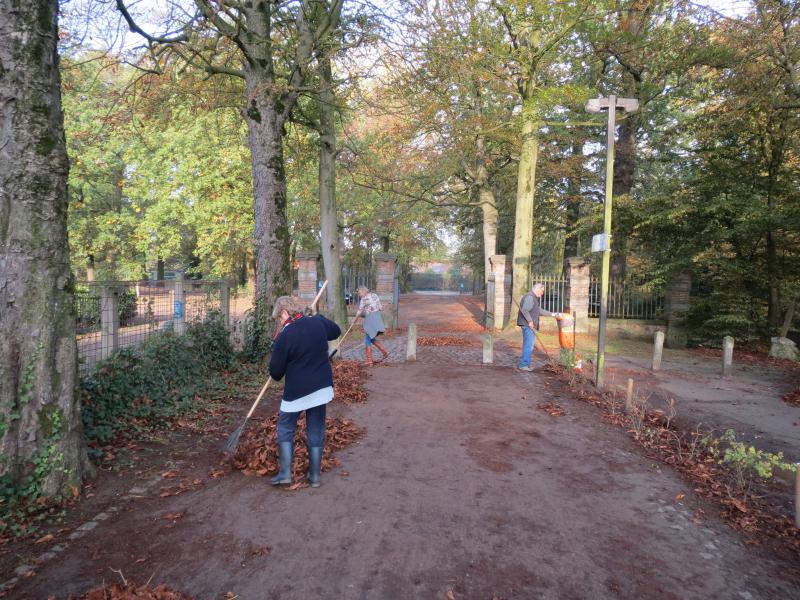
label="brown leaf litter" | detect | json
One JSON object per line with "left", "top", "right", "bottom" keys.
{"left": 232, "top": 414, "right": 365, "bottom": 482}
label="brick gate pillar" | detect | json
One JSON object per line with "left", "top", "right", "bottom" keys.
{"left": 296, "top": 251, "right": 322, "bottom": 310}
{"left": 489, "top": 255, "right": 512, "bottom": 331}
{"left": 566, "top": 256, "right": 591, "bottom": 333}
{"left": 374, "top": 252, "right": 398, "bottom": 328}
{"left": 665, "top": 271, "right": 691, "bottom": 348}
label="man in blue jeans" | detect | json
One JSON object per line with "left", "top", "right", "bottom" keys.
{"left": 517, "top": 283, "right": 562, "bottom": 371}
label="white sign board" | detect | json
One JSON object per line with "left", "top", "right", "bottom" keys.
{"left": 591, "top": 233, "right": 610, "bottom": 253}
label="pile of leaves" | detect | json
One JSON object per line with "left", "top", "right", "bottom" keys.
{"left": 689, "top": 346, "right": 800, "bottom": 372}
{"left": 65, "top": 582, "right": 193, "bottom": 599}
{"left": 332, "top": 360, "right": 369, "bottom": 405}
{"left": 232, "top": 414, "right": 364, "bottom": 483}
{"left": 417, "top": 336, "right": 477, "bottom": 347}
{"left": 537, "top": 402, "right": 565, "bottom": 417}
{"left": 545, "top": 364, "right": 800, "bottom": 550}
{"left": 782, "top": 388, "right": 800, "bottom": 407}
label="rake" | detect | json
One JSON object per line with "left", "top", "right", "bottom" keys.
{"left": 223, "top": 376, "right": 273, "bottom": 456}
{"left": 510, "top": 294, "right": 555, "bottom": 361}
{"left": 223, "top": 281, "right": 329, "bottom": 456}
{"left": 328, "top": 313, "right": 361, "bottom": 360}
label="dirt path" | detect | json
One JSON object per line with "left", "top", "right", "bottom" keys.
{"left": 8, "top": 294, "right": 799, "bottom": 599}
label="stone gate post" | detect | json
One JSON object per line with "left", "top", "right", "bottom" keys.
{"left": 375, "top": 252, "right": 398, "bottom": 328}
{"left": 566, "top": 256, "right": 591, "bottom": 333}
{"left": 296, "top": 251, "right": 322, "bottom": 311}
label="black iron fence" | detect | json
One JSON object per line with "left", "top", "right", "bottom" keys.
{"left": 589, "top": 278, "right": 664, "bottom": 321}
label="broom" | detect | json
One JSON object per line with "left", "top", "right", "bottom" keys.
{"left": 224, "top": 281, "right": 329, "bottom": 456}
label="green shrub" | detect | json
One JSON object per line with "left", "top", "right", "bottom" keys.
{"left": 685, "top": 292, "right": 766, "bottom": 346}
{"left": 80, "top": 313, "right": 232, "bottom": 453}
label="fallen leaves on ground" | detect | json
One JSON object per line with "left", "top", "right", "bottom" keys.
{"left": 690, "top": 346, "right": 800, "bottom": 372}
{"left": 782, "top": 388, "right": 800, "bottom": 407}
{"left": 550, "top": 368, "right": 800, "bottom": 551}
{"left": 66, "top": 582, "right": 194, "bottom": 599}
{"left": 536, "top": 402, "right": 565, "bottom": 417}
{"left": 332, "top": 360, "right": 369, "bottom": 405}
{"left": 34, "top": 533, "right": 54, "bottom": 545}
{"left": 231, "top": 414, "right": 365, "bottom": 482}
{"left": 158, "top": 478, "right": 204, "bottom": 498}
{"left": 158, "top": 512, "right": 184, "bottom": 521}
{"left": 417, "top": 336, "right": 477, "bottom": 347}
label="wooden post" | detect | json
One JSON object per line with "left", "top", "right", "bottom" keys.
{"left": 483, "top": 332, "right": 493, "bottom": 364}
{"left": 795, "top": 466, "right": 800, "bottom": 528}
{"left": 406, "top": 323, "right": 417, "bottom": 362}
{"left": 220, "top": 280, "right": 231, "bottom": 327}
{"left": 722, "top": 336, "right": 734, "bottom": 377}
{"left": 625, "top": 378, "right": 634, "bottom": 414}
{"left": 100, "top": 286, "right": 119, "bottom": 360}
{"left": 173, "top": 273, "right": 185, "bottom": 335}
{"left": 652, "top": 331, "right": 665, "bottom": 371}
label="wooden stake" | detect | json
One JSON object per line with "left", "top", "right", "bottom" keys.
{"left": 625, "top": 378, "right": 634, "bottom": 414}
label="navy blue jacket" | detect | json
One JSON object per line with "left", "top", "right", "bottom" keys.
{"left": 268, "top": 315, "right": 341, "bottom": 402}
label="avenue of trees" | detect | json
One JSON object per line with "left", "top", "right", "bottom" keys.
{"left": 1, "top": 0, "right": 798, "bottom": 495}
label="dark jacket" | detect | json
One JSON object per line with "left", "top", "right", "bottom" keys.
{"left": 516, "top": 291, "right": 554, "bottom": 329}
{"left": 269, "top": 315, "right": 341, "bottom": 402}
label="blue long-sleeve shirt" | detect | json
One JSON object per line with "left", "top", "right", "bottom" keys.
{"left": 268, "top": 315, "right": 341, "bottom": 402}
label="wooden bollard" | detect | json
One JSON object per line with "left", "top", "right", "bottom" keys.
{"left": 625, "top": 378, "right": 634, "bottom": 414}
{"left": 652, "top": 331, "right": 665, "bottom": 371}
{"left": 796, "top": 466, "right": 800, "bottom": 528}
{"left": 406, "top": 323, "right": 417, "bottom": 362}
{"left": 483, "top": 332, "right": 493, "bottom": 364}
{"left": 721, "top": 336, "right": 734, "bottom": 377}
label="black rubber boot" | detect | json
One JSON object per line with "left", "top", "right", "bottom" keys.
{"left": 307, "top": 446, "right": 322, "bottom": 488}
{"left": 270, "top": 441, "right": 293, "bottom": 485}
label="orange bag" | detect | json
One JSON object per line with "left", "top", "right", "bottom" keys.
{"left": 557, "top": 315, "right": 575, "bottom": 350}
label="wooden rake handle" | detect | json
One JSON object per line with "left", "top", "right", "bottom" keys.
{"left": 245, "top": 377, "right": 273, "bottom": 420}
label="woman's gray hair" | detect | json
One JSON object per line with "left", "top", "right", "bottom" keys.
{"left": 532, "top": 283, "right": 545, "bottom": 294}
{"left": 272, "top": 295, "right": 301, "bottom": 318}
{"left": 357, "top": 286, "right": 369, "bottom": 296}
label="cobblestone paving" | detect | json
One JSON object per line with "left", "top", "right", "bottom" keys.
{"left": 338, "top": 330, "right": 552, "bottom": 370}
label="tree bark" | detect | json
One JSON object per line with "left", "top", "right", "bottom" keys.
{"left": 244, "top": 78, "right": 292, "bottom": 310}
{"left": 318, "top": 57, "right": 348, "bottom": 327}
{"left": 86, "top": 254, "right": 96, "bottom": 282}
{"left": 0, "top": 0, "right": 90, "bottom": 495}
{"left": 479, "top": 187, "right": 498, "bottom": 285}
{"left": 512, "top": 118, "right": 538, "bottom": 301}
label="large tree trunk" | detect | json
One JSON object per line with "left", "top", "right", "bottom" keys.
{"left": 318, "top": 58, "right": 348, "bottom": 328}
{"left": 479, "top": 187, "right": 498, "bottom": 285}
{"left": 512, "top": 118, "right": 538, "bottom": 301}
{"left": 244, "top": 78, "right": 292, "bottom": 313}
{"left": 611, "top": 113, "right": 637, "bottom": 281}
{"left": 0, "top": 0, "right": 89, "bottom": 495}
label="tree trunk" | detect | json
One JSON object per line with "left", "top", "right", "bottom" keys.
{"left": 244, "top": 77, "right": 292, "bottom": 314}
{"left": 156, "top": 257, "right": 164, "bottom": 281}
{"left": 479, "top": 187, "right": 498, "bottom": 285}
{"left": 563, "top": 140, "right": 583, "bottom": 269}
{"left": 86, "top": 254, "right": 95, "bottom": 282}
{"left": 318, "top": 57, "right": 348, "bottom": 328}
{"left": 611, "top": 114, "right": 636, "bottom": 281}
{"left": 0, "top": 0, "right": 90, "bottom": 495}
{"left": 512, "top": 118, "right": 538, "bottom": 301}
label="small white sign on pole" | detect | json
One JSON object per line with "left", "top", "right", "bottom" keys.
{"left": 591, "top": 233, "right": 610, "bottom": 253}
